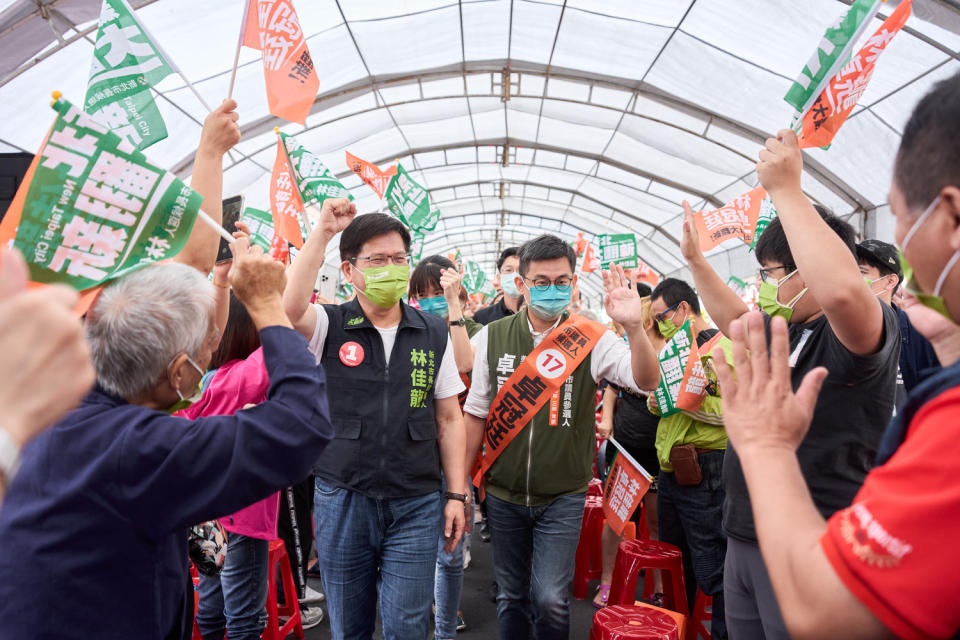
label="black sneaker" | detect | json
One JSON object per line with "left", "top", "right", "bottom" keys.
{"left": 479, "top": 520, "right": 491, "bottom": 543}
{"left": 456, "top": 612, "right": 467, "bottom": 631}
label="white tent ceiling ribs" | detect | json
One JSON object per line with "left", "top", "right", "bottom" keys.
{"left": 1, "top": 0, "right": 959, "bottom": 284}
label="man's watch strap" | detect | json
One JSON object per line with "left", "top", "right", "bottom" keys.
{"left": 444, "top": 491, "right": 468, "bottom": 503}
{"left": 448, "top": 318, "right": 466, "bottom": 327}
{"left": 0, "top": 428, "right": 22, "bottom": 487}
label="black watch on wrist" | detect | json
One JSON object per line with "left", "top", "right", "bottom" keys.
{"left": 448, "top": 318, "right": 466, "bottom": 327}
{"left": 444, "top": 491, "right": 468, "bottom": 503}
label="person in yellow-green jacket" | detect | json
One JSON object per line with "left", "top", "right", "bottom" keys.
{"left": 648, "top": 278, "right": 729, "bottom": 640}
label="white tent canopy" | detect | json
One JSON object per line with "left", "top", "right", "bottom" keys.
{"left": 2, "top": 0, "right": 959, "bottom": 304}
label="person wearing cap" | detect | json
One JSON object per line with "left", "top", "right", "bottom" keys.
{"left": 857, "top": 239, "right": 940, "bottom": 407}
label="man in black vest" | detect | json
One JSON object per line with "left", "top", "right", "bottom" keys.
{"left": 284, "top": 199, "right": 468, "bottom": 640}
{"left": 474, "top": 247, "right": 523, "bottom": 325}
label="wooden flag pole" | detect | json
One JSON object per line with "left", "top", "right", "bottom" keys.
{"left": 227, "top": 36, "right": 243, "bottom": 99}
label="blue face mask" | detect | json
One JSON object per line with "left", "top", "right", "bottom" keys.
{"left": 500, "top": 273, "right": 521, "bottom": 298}
{"left": 417, "top": 296, "right": 449, "bottom": 317}
{"left": 528, "top": 285, "right": 572, "bottom": 320}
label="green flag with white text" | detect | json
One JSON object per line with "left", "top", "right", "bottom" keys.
{"left": 411, "top": 229, "right": 426, "bottom": 263}
{"left": 85, "top": 0, "right": 175, "bottom": 151}
{"left": 242, "top": 207, "right": 275, "bottom": 252}
{"left": 278, "top": 132, "right": 354, "bottom": 207}
{"left": 462, "top": 259, "right": 488, "bottom": 295}
{"left": 784, "top": 0, "right": 880, "bottom": 124}
{"left": 6, "top": 98, "right": 201, "bottom": 291}
{"left": 384, "top": 164, "right": 432, "bottom": 229}
{"left": 749, "top": 197, "right": 778, "bottom": 251}
{"left": 598, "top": 233, "right": 638, "bottom": 269}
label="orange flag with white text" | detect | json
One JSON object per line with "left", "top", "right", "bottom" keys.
{"left": 626, "top": 259, "right": 659, "bottom": 287}
{"left": 241, "top": 0, "right": 319, "bottom": 124}
{"left": 581, "top": 243, "right": 599, "bottom": 273}
{"left": 270, "top": 138, "right": 305, "bottom": 249}
{"left": 798, "top": 0, "right": 911, "bottom": 149}
{"left": 603, "top": 440, "right": 652, "bottom": 536}
{"left": 692, "top": 187, "right": 767, "bottom": 252}
{"left": 345, "top": 151, "right": 397, "bottom": 199}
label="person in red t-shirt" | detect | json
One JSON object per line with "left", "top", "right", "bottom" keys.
{"left": 713, "top": 73, "right": 960, "bottom": 640}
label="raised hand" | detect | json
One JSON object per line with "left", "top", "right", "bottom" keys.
{"left": 228, "top": 236, "right": 287, "bottom": 315}
{"left": 440, "top": 268, "right": 462, "bottom": 304}
{"left": 199, "top": 98, "right": 241, "bottom": 156}
{"left": 714, "top": 312, "right": 827, "bottom": 456}
{"left": 680, "top": 200, "right": 704, "bottom": 263}
{"left": 316, "top": 198, "right": 357, "bottom": 240}
{"left": 603, "top": 263, "right": 642, "bottom": 328}
{"left": 757, "top": 129, "right": 803, "bottom": 197}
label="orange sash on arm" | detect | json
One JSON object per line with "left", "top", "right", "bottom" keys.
{"left": 472, "top": 315, "right": 607, "bottom": 489}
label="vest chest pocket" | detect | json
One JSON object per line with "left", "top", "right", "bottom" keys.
{"left": 404, "top": 418, "right": 440, "bottom": 487}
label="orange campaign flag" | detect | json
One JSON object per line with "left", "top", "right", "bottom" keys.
{"left": 580, "top": 243, "right": 599, "bottom": 273}
{"left": 344, "top": 151, "right": 397, "bottom": 199}
{"left": 626, "top": 259, "right": 659, "bottom": 287}
{"left": 692, "top": 187, "right": 767, "bottom": 252}
{"left": 240, "top": 0, "right": 319, "bottom": 124}
{"left": 798, "top": 0, "right": 911, "bottom": 149}
{"left": 270, "top": 138, "right": 305, "bottom": 249}
{"left": 603, "top": 439, "right": 652, "bottom": 536}
{"left": 573, "top": 231, "right": 588, "bottom": 257}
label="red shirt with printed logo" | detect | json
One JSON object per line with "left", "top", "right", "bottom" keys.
{"left": 821, "top": 385, "right": 960, "bottom": 639}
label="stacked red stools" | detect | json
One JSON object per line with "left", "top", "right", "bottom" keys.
{"left": 262, "top": 539, "right": 304, "bottom": 640}
{"left": 588, "top": 478, "right": 605, "bottom": 497}
{"left": 608, "top": 539, "right": 689, "bottom": 616}
{"left": 590, "top": 605, "right": 681, "bottom": 640}
{"left": 687, "top": 590, "right": 713, "bottom": 640}
{"left": 574, "top": 496, "right": 606, "bottom": 599}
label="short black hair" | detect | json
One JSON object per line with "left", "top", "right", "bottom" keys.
{"left": 408, "top": 254, "right": 455, "bottom": 299}
{"left": 634, "top": 282, "right": 652, "bottom": 298}
{"left": 518, "top": 235, "right": 576, "bottom": 276}
{"left": 497, "top": 247, "right": 520, "bottom": 271}
{"left": 339, "top": 213, "right": 411, "bottom": 263}
{"left": 210, "top": 292, "right": 260, "bottom": 370}
{"left": 651, "top": 278, "right": 700, "bottom": 314}
{"left": 754, "top": 204, "right": 856, "bottom": 267}
{"left": 894, "top": 72, "right": 960, "bottom": 211}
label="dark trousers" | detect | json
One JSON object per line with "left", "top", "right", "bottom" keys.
{"left": 276, "top": 475, "right": 314, "bottom": 599}
{"left": 657, "top": 450, "right": 727, "bottom": 640}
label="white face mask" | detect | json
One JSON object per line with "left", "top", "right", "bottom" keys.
{"left": 175, "top": 355, "right": 206, "bottom": 401}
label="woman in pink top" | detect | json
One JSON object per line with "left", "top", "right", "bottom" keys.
{"left": 179, "top": 294, "right": 277, "bottom": 640}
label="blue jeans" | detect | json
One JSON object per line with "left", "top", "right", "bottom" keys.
{"left": 435, "top": 500, "right": 472, "bottom": 640}
{"left": 196, "top": 533, "right": 269, "bottom": 640}
{"left": 313, "top": 477, "right": 443, "bottom": 640}
{"left": 657, "top": 449, "right": 727, "bottom": 640}
{"left": 485, "top": 492, "right": 586, "bottom": 640}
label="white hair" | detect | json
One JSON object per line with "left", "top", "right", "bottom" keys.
{"left": 85, "top": 262, "right": 216, "bottom": 399}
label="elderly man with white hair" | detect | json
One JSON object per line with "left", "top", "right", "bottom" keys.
{"left": 0, "top": 102, "right": 335, "bottom": 640}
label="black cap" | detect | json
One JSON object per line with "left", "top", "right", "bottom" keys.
{"left": 856, "top": 239, "right": 902, "bottom": 282}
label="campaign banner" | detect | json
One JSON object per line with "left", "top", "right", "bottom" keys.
{"left": 693, "top": 187, "right": 774, "bottom": 251}
{"left": 384, "top": 164, "right": 432, "bottom": 229}
{"left": 0, "top": 97, "right": 201, "bottom": 291}
{"left": 345, "top": 150, "right": 396, "bottom": 199}
{"left": 269, "top": 138, "right": 306, "bottom": 249}
{"left": 626, "top": 259, "right": 659, "bottom": 287}
{"left": 598, "top": 233, "right": 638, "bottom": 269}
{"left": 652, "top": 319, "right": 714, "bottom": 416}
{"left": 277, "top": 132, "right": 353, "bottom": 206}
{"left": 462, "top": 259, "right": 488, "bottom": 295}
{"left": 603, "top": 438, "right": 653, "bottom": 536}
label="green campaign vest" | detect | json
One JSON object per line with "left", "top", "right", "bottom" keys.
{"left": 484, "top": 310, "right": 598, "bottom": 506}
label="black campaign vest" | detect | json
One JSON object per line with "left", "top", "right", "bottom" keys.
{"left": 313, "top": 298, "right": 450, "bottom": 498}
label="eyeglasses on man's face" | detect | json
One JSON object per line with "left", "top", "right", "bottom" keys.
{"left": 523, "top": 276, "right": 573, "bottom": 292}
{"left": 758, "top": 264, "right": 797, "bottom": 283}
{"left": 350, "top": 253, "right": 411, "bottom": 267}
{"left": 654, "top": 302, "right": 680, "bottom": 323}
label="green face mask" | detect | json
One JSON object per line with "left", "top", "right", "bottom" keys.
{"left": 757, "top": 269, "right": 807, "bottom": 322}
{"left": 657, "top": 317, "right": 681, "bottom": 340}
{"left": 360, "top": 264, "right": 410, "bottom": 309}
{"left": 899, "top": 250, "right": 955, "bottom": 320}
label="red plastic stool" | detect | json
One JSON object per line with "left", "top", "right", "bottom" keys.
{"left": 588, "top": 478, "right": 605, "bottom": 497}
{"left": 190, "top": 564, "right": 202, "bottom": 640}
{"left": 608, "top": 539, "right": 689, "bottom": 616}
{"left": 574, "top": 496, "right": 606, "bottom": 599}
{"left": 262, "top": 539, "right": 304, "bottom": 640}
{"left": 590, "top": 605, "right": 680, "bottom": 640}
{"left": 687, "top": 590, "right": 712, "bottom": 640}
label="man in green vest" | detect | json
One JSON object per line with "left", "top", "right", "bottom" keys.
{"left": 463, "top": 234, "right": 660, "bottom": 640}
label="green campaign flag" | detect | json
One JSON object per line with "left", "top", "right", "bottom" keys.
{"left": 384, "top": 164, "right": 432, "bottom": 229}
{"left": 278, "top": 132, "right": 354, "bottom": 207}
{"left": 652, "top": 319, "right": 696, "bottom": 417}
{"left": 784, "top": 0, "right": 880, "bottom": 120}
{"left": 597, "top": 233, "right": 638, "bottom": 269}
{"left": 10, "top": 98, "right": 202, "bottom": 290}
{"left": 480, "top": 278, "right": 497, "bottom": 300}
{"left": 749, "top": 197, "right": 778, "bottom": 251}
{"left": 462, "top": 259, "right": 488, "bottom": 295}
{"left": 241, "top": 207, "right": 275, "bottom": 252}
{"left": 726, "top": 275, "right": 747, "bottom": 297}
{"left": 85, "top": 0, "right": 175, "bottom": 151}
{"left": 410, "top": 229, "right": 426, "bottom": 263}
{"left": 416, "top": 208, "right": 441, "bottom": 232}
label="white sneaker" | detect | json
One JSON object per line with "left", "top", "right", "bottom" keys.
{"left": 462, "top": 547, "right": 471, "bottom": 570}
{"left": 299, "top": 605, "right": 324, "bottom": 629}
{"left": 299, "top": 584, "right": 325, "bottom": 605}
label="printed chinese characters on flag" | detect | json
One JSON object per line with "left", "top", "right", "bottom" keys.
{"left": 798, "top": 0, "right": 912, "bottom": 149}
{"left": 241, "top": 0, "right": 319, "bottom": 124}
{"left": 626, "top": 259, "right": 659, "bottom": 287}
{"left": 652, "top": 319, "right": 717, "bottom": 416}
{"left": 270, "top": 138, "right": 306, "bottom": 249}
{"left": 0, "top": 98, "right": 202, "bottom": 292}
{"left": 278, "top": 132, "right": 353, "bottom": 206}
{"left": 603, "top": 447, "right": 652, "bottom": 537}
{"left": 345, "top": 150, "right": 397, "bottom": 199}
{"left": 693, "top": 187, "right": 770, "bottom": 252}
